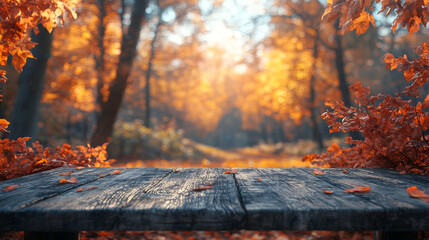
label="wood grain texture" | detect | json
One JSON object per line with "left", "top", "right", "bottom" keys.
{"left": 234, "top": 168, "right": 385, "bottom": 230}
{"left": 1, "top": 167, "right": 429, "bottom": 232}
{"left": 8, "top": 168, "right": 171, "bottom": 231}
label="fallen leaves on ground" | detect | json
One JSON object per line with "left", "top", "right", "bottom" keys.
{"left": 345, "top": 186, "right": 371, "bottom": 193}
{"left": 192, "top": 186, "right": 213, "bottom": 192}
{"left": 407, "top": 186, "right": 429, "bottom": 203}
{"left": 77, "top": 186, "right": 99, "bottom": 192}
{"left": 2, "top": 185, "right": 18, "bottom": 192}
{"left": 59, "top": 177, "right": 78, "bottom": 184}
{"left": 313, "top": 169, "right": 325, "bottom": 175}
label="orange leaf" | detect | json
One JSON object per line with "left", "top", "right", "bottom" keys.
{"left": 257, "top": 178, "right": 262, "bottom": 181}
{"left": 2, "top": 185, "right": 18, "bottom": 192}
{"left": 342, "top": 170, "right": 349, "bottom": 173}
{"left": 59, "top": 177, "right": 77, "bottom": 184}
{"left": 323, "top": 190, "right": 334, "bottom": 194}
{"left": 313, "top": 169, "right": 325, "bottom": 175}
{"left": 173, "top": 169, "right": 179, "bottom": 172}
{"left": 110, "top": 170, "right": 122, "bottom": 175}
{"left": 345, "top": 186, "right": 371, "bottom": 193}
{"left": 407, "top": 186, "right": 429, "bottom": 202}
{"left": 76, "top": 167, "right": 85, "bottom": 170}
{"left": 60, "top": 172, "right": 73, "bottom": 175}
{"left": 99, "top": 174, "right": 104, "bottom": 178}
{"left": 224, "top": 169, "right": 238, "bottom": 174}
{"left": 192, "top": 186, "right": 213, "bottom": 192}
{"left": 59, "top": 178, "right": 68, "bottom": 184}
{"left": 77, "top": 186, "right": 98, "bottom": 192}
{"left": 0, "top": 119, "right": 10, "bottom": 133}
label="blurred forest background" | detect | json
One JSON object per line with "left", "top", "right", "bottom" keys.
{"left": 1, "top": 0, "right": 428, "bottom": 168}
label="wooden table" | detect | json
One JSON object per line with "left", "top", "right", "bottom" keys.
{"left": 0, "top": 167, "right": 429, "bottom": 240}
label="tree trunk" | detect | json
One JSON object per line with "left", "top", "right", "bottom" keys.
{"left": 309, "top": 32, "right": 324, "bottom": 150}
{"left": 90, "top": 0, "right": 149, "bottom": 146}
{"left": 144, "top": 18, "right": 162, "bottom": 129}
{"left": 334, "top": 20, "right": 352, "bottom": 107}
{"left": 7, "top": 25, "right": 52, "bottom": 141}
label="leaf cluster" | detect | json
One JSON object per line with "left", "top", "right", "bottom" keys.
{"left": 0, "top": 137, "right": 111, "bottom": 181}
{"left": 323, "top": 0, "right": 429, "bottom": 35}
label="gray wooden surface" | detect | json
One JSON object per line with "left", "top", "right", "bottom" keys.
{"left": 0, "top": 167, "right": 428, "bottom": 231}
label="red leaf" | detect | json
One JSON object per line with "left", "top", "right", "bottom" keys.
{"left": 77, "top": 186, "right": 98, "bottom": 192}
{"left": 257, "top": 178, "right": 262, "bottom": 181}
{"left": 224, "top": 169, "right": 238, "bottom": 174}
{"left": 313, "top": 169, "right": 325, "bottom": 175}
{"left": 192, "top": 186, "right": 213, "bottom": 192}
{"left": 345, "top": 186, "right": 371, "bottom": 193}
{"left": 2, "top": 185, "right": 18, "bottom": 192}
{"left": 407, "top": 186, "right": 429, "bottom": 202}
{"left": 110, "top": 170, "right": 122, "bottom": 175}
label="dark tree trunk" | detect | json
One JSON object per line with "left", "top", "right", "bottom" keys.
{"left": 309, "top": 32, "right": 324, "bottom": 150}
{"left": 144, "top": 18, "right": 162, "bottom": 129}
{"left": 334, "top": 20, "right": 352, "bottom": 107}
{"left": 7, "top": 25, "right": 52, "bottom": 141}
{"left": 91, "top": 0, "right": 149, "bottom": 146}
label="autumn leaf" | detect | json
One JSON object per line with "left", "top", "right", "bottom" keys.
{"left": 99, "top": 174, "right": 104, "bottom": 178}
{"left": 345, "top": 186, "right": 371, "bottom": 193}
{"left": 192, "top": 186, "right": 213, "bottom": 192}
{"left": 257, "top": 177, "right": 262, "bottom": 181}
{"left": 173, "top": 169, "right": 179, "bottom": 172}
{"left": 110, "top": 169, "right": 122, "bottom": 175}
{"left": 313, "top": 169, "right": 325, "bottom": 175}
{"left": 77, "top": 186, "right": 98, "bottom": 192}
{"left": 59, "top": 177, "right": 78, "bottom": 184}
{"left": 407, "top": 186, "right": 429, "bottom": 202}
{"left": 60, "top": 171, "right": 73, "bottom": 175}
{"left": 342, "top": 170, "right": 349, "bottom": 173}
{"left": 76, "top": 166, "right": 85, "bottom": 170}
{"left": 0, "top": 119, "right": 10, "bottom": 133}
{"left": 224, "top": 169, "right": 238, "bottom": 174}
{"left": 323, "top": 190, "right": 334, "bottom": 194}
{"left": 2, "top": 185, "right": 18, "bottom": 192}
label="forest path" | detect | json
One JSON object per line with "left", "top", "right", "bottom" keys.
{"left": 119, "top": 143, "right": 311, "bottom": 168}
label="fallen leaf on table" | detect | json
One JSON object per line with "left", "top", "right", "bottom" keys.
{"left": 313, "top": 169, "right": 325, "bottom": 175}
{"left": 407, "top": 186, "right": 429, "bottom": 202}
{"left": 192, "top": 186, "right": 213, "bottom": 192}
{"left": 2, "top": 185, "right": 18, "bottom": 192}
{"left": 257, "top": 178, "right": 262, "bottom": 181}
{"left": 76, "top": 167, "right": 85, "bottom": 170}
{"left": 342, "top": 170, "right": 349, "bottom": 173}
{"left": 224, "top": 169, "right": 238, "bottom": 174}
{"left": 345, "top": 186, "right": 371, "bottom": 193}
{"left": 59, "top": 177, "right": 78, "bottom": 184}
{"left": 110, "top": 170, "right": 122, "bottom": 175}
{"left": 173, "top": 169, "right": 179, "bottom": 172}
{"left": 77, "top": 186, "right": 99, "bottom": 192}
{"left": 99, "top": 174, "right": 104, "bottom": 178}
{"left": 60, "top": 172, "right": 73, "bottom": 175}
{"left": 323, "top": 190, "right": 334, "bottom": 194}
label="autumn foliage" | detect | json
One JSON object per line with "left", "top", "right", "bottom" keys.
{"left": 305, "top": 0, "right": 429, "bottom": 176}
{"left": 0, "top": 137, "right": 111, "bottom": 181}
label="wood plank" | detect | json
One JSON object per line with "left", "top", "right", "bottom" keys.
{"left": 120, "top": 168, "right": 245, "bottom": 231}
{"left": 9, "top": 168, "right": 171, "bottom": 231}
{"left": 234, "top": 168, "right": 385, "bottom": 231}
{"left": 301, "top": 168, "right": 429, "bottom": 231}
{"left": 0, "top": 167, "right": 126, "bottom": 231}
{"left": 13, "top": 168, "right": 245, "bottom": 231}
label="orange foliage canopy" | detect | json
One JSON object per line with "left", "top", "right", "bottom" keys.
{"left": 0, "top": 0, "right": 78, "bottom": 74}
{"left": 304, "top": 0, "right": 429, "bottom": 176}
{"left": 323, "top": 0, "right": 428, "bottom": 35}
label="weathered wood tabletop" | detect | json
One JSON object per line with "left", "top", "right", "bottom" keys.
{"left": 0, "top": 167, "right": 429, "bottom": 233}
